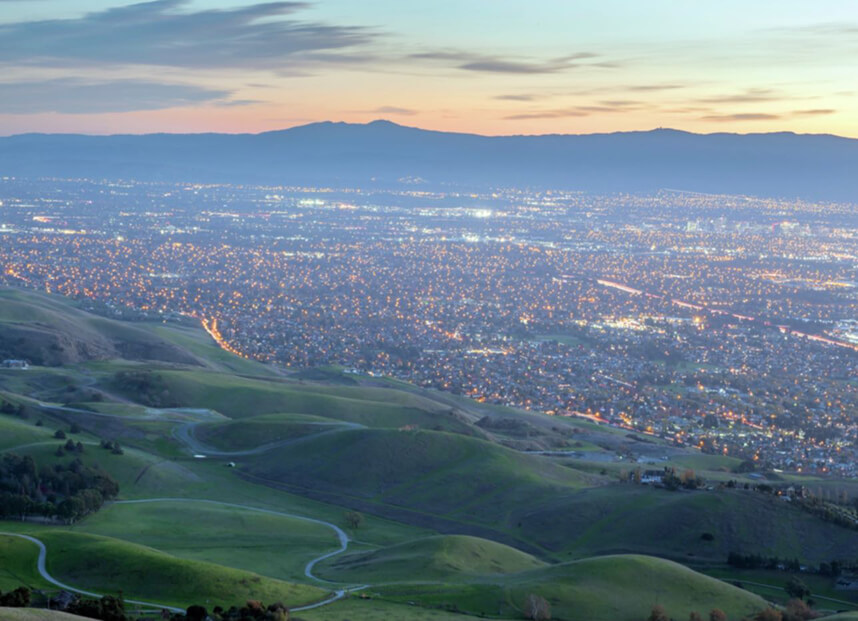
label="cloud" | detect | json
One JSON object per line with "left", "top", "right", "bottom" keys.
{"left": 503, "top": 109, "right": 590, "bottom": 120}
{"left": 626, "top": 84, "right": 686, "bottom": 92}
{"left": 700, "top": 113, "right": 781, "bottom": 122}
{"left": 792, "top": 108, "right": 835, "bottom": 116}
{"left": 0, "top": 78, "right": 235, "bottom": 113}
{"left": 698, "top": 89, "right": 778, "bottom": 104}
{"left": 371, "top": 106, "right": 418, "bottom": 116}
{"left": 0, "top": 0, "right": 376, "bottom": 71}
{"left": 411, "top": 51, "right": 610, "bottom": 74}
{"left": 494, "top": 94, "right": 538, "bottom": 101}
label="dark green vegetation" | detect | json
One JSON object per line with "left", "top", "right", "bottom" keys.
{"left": 2, "top": 288, "right": 858, "bottom": 620}
{"left": 0, "top": 453, "right": 119, "bottom": 522}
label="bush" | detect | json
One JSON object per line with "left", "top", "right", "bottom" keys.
{"left": 0, "top": 586, "right": 32, "bottom": 607}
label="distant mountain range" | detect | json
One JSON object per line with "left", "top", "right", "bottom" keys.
{"left": 1, "top": 120, "right": 857, "bottom": 201}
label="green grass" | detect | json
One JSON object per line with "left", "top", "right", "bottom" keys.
{"left": 0, "top": 610, "right": 91, "bottom": 621}
{"left": 195, "top": 413, "right": 343, "bottom": 451}
{"left": 317, "top": 535, "right": 547, "bottom": 583}
{"left": 702, "top": 567, "right": 858, "bottom": 608}
{"left": 147, "top": 323, "right": 277, "bottom": 376}
{"left": 109, "top": 369, "right": 474, "bottom": 434}
{"left": 299, "top": 597, "right": 509, "bottom": 621}
{"left": 73, "top": 501, "right": 337, "bottom": 583}
{"left": 510, "top": 484, "right": 858, "bottom": 564}
{"left": 0, "top": 536, "right": 53, "bottom": 592}
{"left": 0, "top": 416, "right": 55, "bottom": 451}
{"left": 0, "top": 288, "right": 201, "bottom": 368}
{"left": 10, "top": 442, "right": 204, "bottom": 500}
{"left": 32, "top": 530, "right": 326, "bottom": 610}
{"left": 372, "top": 555, "right": 767, "bottom": 621}
{"left": 243, "top": 428, "right": 595, "bottom": 536}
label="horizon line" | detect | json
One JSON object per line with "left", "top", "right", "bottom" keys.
{"left": 2, "top": 119, "right": 856, "bottom": 141}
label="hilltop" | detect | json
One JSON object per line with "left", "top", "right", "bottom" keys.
{"left": 2, "top": 121, "right": 858, "bottom": 200}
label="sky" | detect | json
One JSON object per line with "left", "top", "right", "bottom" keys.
{"left": 0, "top": 0, "right": 856, "bottom": 137}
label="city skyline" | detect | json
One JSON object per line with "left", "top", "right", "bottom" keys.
{"left": 0, "top": 0, "right": 856, "bottom": 137}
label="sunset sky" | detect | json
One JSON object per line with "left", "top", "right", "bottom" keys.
{"left": 0, "top": 0, "right": 856, "bottom": 136}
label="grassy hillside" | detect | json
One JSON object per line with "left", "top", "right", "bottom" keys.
{"left": 0, "top": 289, "right": 201, "bottom": 367}
{"left": 195, "top": 413, "right": 354, "bottom": 451}
{"left": 511, "top": 484, "right": 858, "bottom": 564}
{"left": 75, "top": 500, "right": 337, "bottom": 583}
{"left": 108, "top": 369, "right": 477, "bottom": 435}
{"left": 0, "top": 536, "right": 52, "bottom": 592}
{"left": 243, "top": 428, "right": 596, "bottom": 531}
{"left": 0, "top": 610, "right": 91, "bottom": 621}
{"left": 373, "top": 555, "right": 768, "bottom": 621}
{"left": 317, "top": 535, "right": 547, "bottom": 583}
{"left": 34, "top": 530, "right": 326, "bottom": 609}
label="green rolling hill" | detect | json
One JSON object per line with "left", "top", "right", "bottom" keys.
{"left": 1, "top": 286, "right": 856, "bottom": 620}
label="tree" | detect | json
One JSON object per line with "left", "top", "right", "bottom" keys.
{"left": 344, "top": 510, "right": 364, "bottom": 529}
{"left": 755, "top": 608, "right": 783, "bottom": 621}
{"left": 0, "top": 586, "right": 32, "bottom": 607}
{"left": 689, "top": 613, "right": 703, "bottom": 621}
{"left": 54, "top": 429, "right": 66, "bottom": 439}
{"left": 783, "top": 598, "right": 818, "bottom": 621}
{"left": 523, "top": 593, "right": 551, "bottom": 621}
{"left": 785, "top": 576, "right": 810, "bottom": 600}
{"left": 647, "top": 604, "right": 668, "bottom": 621}
{"left": 709, "top": 610, "right": 728, "bottom": 621}
{"left": 185, "top": 604, "right": 208, "bottom": 621}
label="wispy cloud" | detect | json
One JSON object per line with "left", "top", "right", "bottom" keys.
{"left": 370, "top": 106, "right": 418, "bottom": 116}
{"left": 792, "top": 108, "right": 836, "bottom": 116}
{"left": 700, "top": 113, "right": 781, "bottom": 122}
{"left": 697, "top": 89, "right": 778, "bottom": 104}
{"left": 626, "top": 84, "right": 686, "bottom": 92}
{"left": 0, "top": 78, "right": 235, "bottom": 113}
{"left": 494, "top": 94, "right": 539, "bottom": 102}
{"left": 0, "top": 0, "right": 376, "bottom": 72}
{"left": 411, "top": 51, "right": 610, "bottom": 74}
{"left": 503, "top": 109, "right": 590, "bottom": 120}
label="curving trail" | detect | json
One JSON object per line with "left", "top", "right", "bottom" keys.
{"left": 0, "top": 532, "right": 183, "bottom": 613}
{"left": 172, "top": 420, "right": 365, "bottom": 458}
{"left": 111, "top": 498, "right": 351, "bottom": 583}
{"left": 0, "top": 498, "right": 365, "bottom": 614}
{"left": 111, "top": 498, "right": 366, "bottom": 611}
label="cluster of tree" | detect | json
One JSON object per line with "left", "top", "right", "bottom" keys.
{"left": 57, "top": 439, "right": 87, "bottom": 457}
{"left": 168, "top": 600, "right": 290, "bottom": 621}
{"left": 0, "top": 586, "right": 31, "bottom": 607}
{"left": 0, "top": 453, "right": 119, "bottom": 522}
{"left": 647, "top": 605, "right": 727, "bottom": 621}
{"left": 793, "top": 495, "right": 858, "bottom": 532}
{"left": 112, "top": 371, "right": 177, "bottom": 408}
{"left": 100, "top": 439, "right": 124, "bottom": 455}
{"left": 748, "top": 599, "right": 819, "bottom": 621}
{"left": 64, "top": 594, "right": 128, "bottom": 621}
{"left": 0, "top": 400, "right": 33, "bottom": 419}
{"left": 727, "top": 552, "right": 804, "bottom": 572}
{"left": 646, "top": 600, "right": 817, "bottom": 621}
{"left": 663, "top": 468, "right": 705, "bottom": 491}
{"left": 727, "top": 551, "right": 844, "bottom": 578}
